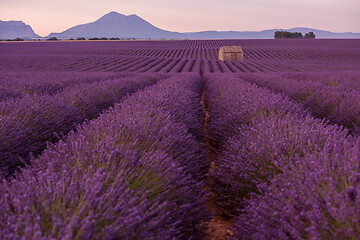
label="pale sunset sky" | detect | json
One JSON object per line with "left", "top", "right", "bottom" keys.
{"left": 0, "top": 0, "right": 359, "bottom": 37}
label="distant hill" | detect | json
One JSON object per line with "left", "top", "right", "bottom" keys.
{"left": 183, "top": 28, "right": 360, "bottom": 39}
{"left": 47, "top": 11, "right": 182, "bottom": 39}
{"left": 182, "top": 30, "right": 282, "bottom": 39}
{"left": 47, "top": 12, "right": 360, "bottom": 40}
{"left": 0, "top": 20, "right": 40, "bottom": 39}
{"left": 2, "top": 12, "right": 360, "bottom": 40}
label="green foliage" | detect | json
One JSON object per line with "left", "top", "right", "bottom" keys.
{"left": 88, "top": 37, "right": 109, "bottom": 40}
{"left": 274, "top": 31, "right": 316, "bottom": 39}
{"left": 5, "top": 37, "right": 24, "bottom": 41}
{"left": 304, "top": 31, "right": 316, "bottom": 39}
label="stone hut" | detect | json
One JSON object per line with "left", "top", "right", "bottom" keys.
{"left": 219, "top": 46, "right": 243, "bottom": 62}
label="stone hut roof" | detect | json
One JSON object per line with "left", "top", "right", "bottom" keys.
{"left": 219, "top": 46, "right": 243, "bottom": 53}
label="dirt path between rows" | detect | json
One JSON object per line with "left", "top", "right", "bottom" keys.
{"left": 200, "top": 86, "right": 235, "bottom": 240}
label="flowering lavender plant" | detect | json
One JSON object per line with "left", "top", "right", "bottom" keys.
{"left": 0, "top": 73, "right": 210, "bottom": 239}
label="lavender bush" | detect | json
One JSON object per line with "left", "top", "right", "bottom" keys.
{"left": 0, "top": 71, "right": 135, "bottom": 101}
{"left": 234, "top": 125, "right": 360, "bottom": 239}
{"left": 204, "top": 73, "right": 360, "bottom": 239}
{"left": 0, "top": 73, "right": 163, "bottom": 177}
{"left": 205, "top": 73, "right": 305, "bottom": 150}
{"left": 0, "top": 73, "right": 210, "bottom": 239}
{"left": 240, "top": 71, "right": 360, "bottom": 134}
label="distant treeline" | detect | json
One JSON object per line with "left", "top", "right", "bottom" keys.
{"left": 2, "top": 37, "right": 24, "bottom": 41}
{"left": 274, "top": 31, "right": 316, "bottom": 39}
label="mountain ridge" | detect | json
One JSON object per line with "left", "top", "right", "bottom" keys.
{"left": 0, "top": 20, "right": 40, "bottom": 39}
{"left": 47, "top": 11, "right": 182, "bottom": 39}
{"left": 2, "top": 12, "right": 360, "bottom": 40}
{"left": 46, "top": 12, "right": 360, "bottom": 39}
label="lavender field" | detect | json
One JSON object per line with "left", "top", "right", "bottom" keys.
{"left": 1, "top": 39, "right": 360, "bottom": 239}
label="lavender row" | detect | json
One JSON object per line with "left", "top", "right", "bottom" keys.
{"left": 0, "top": 71, "right": 136, "bottom": 101}
{"left": 205, "top": 73, "right": 305, "bottom": 150}
{"left": 0, "top": 73, "right": 163, "bottom": 178}
{"left": 205, "top": 73, "right": 306, "bottom": 212}
{"left": 109, "top": 72, "right": 208, "bottom": 179}
{"left": 240, "top": 71, "right": 360, "bottom": 135}
{"left": 233, "top": 114, "right": 359, "bottom": 239}
{"left": 205, "top": 73, "right": 360, "bottom": 238}
{"left": 0, "top": 73, "right": 210, "bottom": 239}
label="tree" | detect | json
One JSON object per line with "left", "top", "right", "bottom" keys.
{"left": 304, "top": 32, "right": 316, "bottom": 39}
{"left": 274, "top": 31, "right": 315, "bottom": 39}
{"left": 292, "top": 32, "right": 303, "bottom": 39}
{"left": 5, "top": 38, "right": 24, "bottom": 41}
{"left": 47, "top": 37, "right": 58, "bottom": 41}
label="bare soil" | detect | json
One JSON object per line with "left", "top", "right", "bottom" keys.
{"left": 200, "top": 89, "right": 235, "bottom": 240}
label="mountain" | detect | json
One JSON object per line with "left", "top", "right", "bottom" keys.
{"left": 48, "top": 12, "right": 360, "bottom": 39}
{"left": 5, "top": 12, "right": 359, "bottom": 40}
{"left": 47, "top": 11, "right": 182, "bottom": 39}
{"left": 0, "top": 20, "right": 40, "bottom": 39}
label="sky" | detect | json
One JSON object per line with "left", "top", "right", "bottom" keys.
{"left": 1, "top": 0, "right": 359, "bottom": 37}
